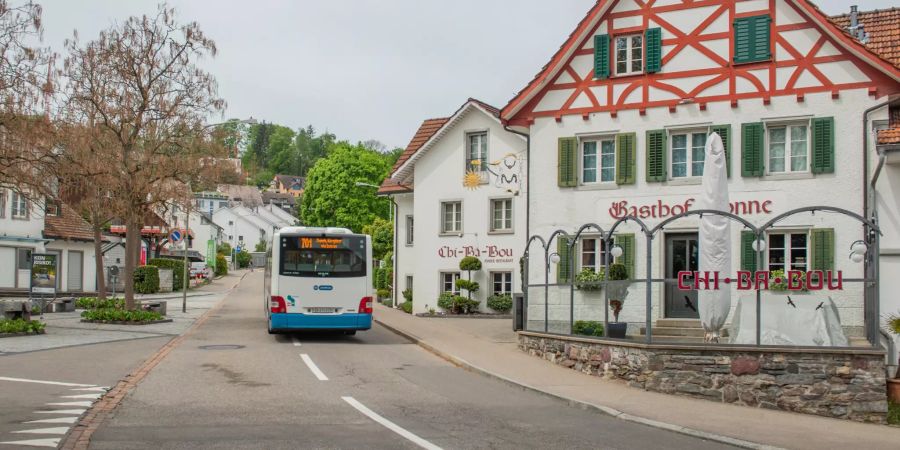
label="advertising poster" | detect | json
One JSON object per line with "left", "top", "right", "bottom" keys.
{"left": 207, "top": 239, "right": 216, "bottom": 270}
{"left": 30, "top": 253, "right": 58, "bottom": 294}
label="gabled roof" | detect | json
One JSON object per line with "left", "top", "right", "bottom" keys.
{"left": 378, "top": 117, "right": 449, "bottom": 195}
{"left": 501, "top": 0, "right": 900, "bottom": 122}
{"left": 44, "top": 203, "right": 95, "bottom": 242}
{"left": 830, "top": 7, "right": 900, "bottom": 69}
{"left": 274, "top": 174, "right": 305, "bottom": 189}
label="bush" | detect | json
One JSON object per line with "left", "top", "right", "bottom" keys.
{"left": 573, "top": 320, "right": 604, "bottom": 337}
{"left": 575, "top": 268, "right": 605, "bottom": 291}
{"left": 76, "top": 297, "right": 124, "bottom": 309}
{"left": 236, "top": 250, "right": 251, "bottom": 268}
{"left": 255, "top": 239, "right": 267, "bottom": 252}
{"left": 133, "top": 266, "right": 160, "bottom": 294}
{"left": 81, "top": 308, "right": 164, "bottom": 322}
{"left": 455, "top": 279, "right": 479, "bottom": 293}
{"left": 402, "top": 289, "right": 413, "bottom": 303}
{"left": 376, "top": 288, "right": 391, "bottom": 299}
{"left": 381, "top": 298, "right": 394, "bottom": 308}
{"left": 149, "top": 258, "right": 188, "bottom": 291}
{"left": 608, "top": 263, "right": 629, "bottom": 281}
{"left": 486, "top": 294, "right": 513, "bottom": 313}
{"left": 217, "top": 242, "right": 232, "bottom": 255}
{"left": 889, "top": 401, "right": 900, "bottom": 425}
{"left": 215, "top": 253, "right": 228, "bottom": 276}
{"left": 0, "top": 319, "right": 46, "bottom": 334}
{"left": 459, "top": 256, "right": 482, "bottom": 271}
{"left": 400, "top": 301, "right": 413, "bottom": 314}
{"left": 437, "top": 292, "right": 455, "bottom": 311}
{"left": 453, "top": 295, "right": 480, "bottom": 314}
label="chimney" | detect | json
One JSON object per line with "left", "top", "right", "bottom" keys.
{"left": 847, "top": 5, "right": 868, "bottom": 43}
{"left": 850, "top": 5, "right": 858, "bottom": 29}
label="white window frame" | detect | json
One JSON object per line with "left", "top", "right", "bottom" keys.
{"left": 489, "top": 198, "right": 513, "bottom": 233}
{"left": 440, "top": 201, "right": 462, "bottom": 234}
{"left": 440, "top": 271, "right": 461, "bottom": 295}
{"left": 491, "top": 271, "right": 513, "bottom": 296}
{"left": 405, "top": 215, "right": 414, "bottom": 245}
{"left": 669, "top": 130, "right": 708, "bottom": 179}
{"left": 579, "top": 236, "right": 611, "bottom": 271}
{"left": 405, "top": 275, "right": 413, "bottom": 292}
{"left": 465, "top": 131, "right": 488, "bottom": 175}
{"left": 766, "top": 122, "right": 810, "bottom": 175}
{"left": 614, "top": 33, "right": 644, "bottom": 76}
{"left": 766, "top": 230, "right": 809, "bottom": 273}
{"left": 580, "top": 138, "right": 616, "bottom": 185}
{"left": 11, "top": 191, "right": 28, "bottom": 220}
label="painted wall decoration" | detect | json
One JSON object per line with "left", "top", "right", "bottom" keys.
{"left": 462, "top": 152, "right": 523, "bottom": 194}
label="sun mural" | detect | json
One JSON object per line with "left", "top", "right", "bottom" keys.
{"left": 461, "top": 153, "right": 522, "bottom": 194}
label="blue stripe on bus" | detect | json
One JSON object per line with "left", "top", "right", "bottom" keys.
{"left": 269, "top": 313, "right": 372, "bottom": 331}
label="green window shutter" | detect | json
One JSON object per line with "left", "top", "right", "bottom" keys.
{"left": 645, "top": 129, "right": 666, "bottom": 182}
{"left": 810, "top": 229, "right": 835, "bottom": 272}
{"left": 558, "top": 137, "right": 577, "bottom": 187}
{"left": 811, "top": 117, "right": 835, "bottom": 174}
{"left": 557, "top": 236, "right": 572, "bottom": 283}
{"left": 741, "top": 122, "right": 764, "bottom": 177}
{"left": 734, "top": 15, "right": 771, "bottom": 64}
{"left": 615, "top": 234, "right": 636, "bottom": 280}
{"left": 645, "top": 28, "right": 662, "bottom": 73}
{"left": 740, "top": 231, "right": 758, "bottom": 272}
{"left": 710, "top": 124, "right": 731, "bottom": 177}
{"left": 615, "top": 133, "right": 636, "bottom": 185}
{"left": 594, "top": 34, "right": 610, "bottom": 79}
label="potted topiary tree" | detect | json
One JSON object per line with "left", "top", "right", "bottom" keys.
{"left": 606, "top": 263, "right": 629, "bottom": 338}
{"left": 888, "top": 313, "right": 900, "bottom": 403}
{"left": 456, "top": 256, "right": 483, "bottom": 314}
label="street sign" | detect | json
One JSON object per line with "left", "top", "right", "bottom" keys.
{"left": 235, "top": 245, "right": 242, "bottom": 253}
{"left": 170, "top": 230, "right": 182, "bottom": 243}
{"left": 30, "top": 253, "right": 58, "bottom": 295}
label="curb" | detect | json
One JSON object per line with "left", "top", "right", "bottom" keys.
{"left": 60, "top": 270, "right": 251, "bottom": 450}
{"left": 374, "top": 317, "right": 784, "bottom": 450}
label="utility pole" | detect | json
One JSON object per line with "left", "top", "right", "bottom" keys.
{"left": 182, "top": 189, "right": 190, "bottom": 314}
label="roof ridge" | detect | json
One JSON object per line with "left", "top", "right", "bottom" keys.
{"left": 831, "top": 6, "right": 900, "bottom": 17}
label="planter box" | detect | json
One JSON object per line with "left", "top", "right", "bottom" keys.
{"left": 141, "top": 300, "right": 167, "bottom": 316}
{"left": 158, "top": 269, "right": 174, "bottom": 293}
{"left": 52, "top": 299, "right": 76, "bottom": 313}
{"left": 80, "top": 318, "right": 173, "bottom": 325}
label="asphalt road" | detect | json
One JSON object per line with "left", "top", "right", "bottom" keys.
{"left": 87, "top": 272, "right": 733, "bottom": 450}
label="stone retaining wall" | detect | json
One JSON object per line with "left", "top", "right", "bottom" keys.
{"left": 519, "top": 332, "right": 888, "bottom": 423}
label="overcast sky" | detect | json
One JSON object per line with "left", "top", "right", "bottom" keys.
{"left": 39, "top": 0, "right": 894, "bottom": 149}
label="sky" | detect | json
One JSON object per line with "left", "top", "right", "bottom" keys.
{"left": 38, "top": 0, "right": 896, "bottom": 149}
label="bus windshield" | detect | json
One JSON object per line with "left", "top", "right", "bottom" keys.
{"left": 279, "top": 235, "right": 367, "bottom": 278}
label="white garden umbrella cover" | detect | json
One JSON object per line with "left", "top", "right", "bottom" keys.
{"left": 698, "top": 132, "right": 731, "bottom": 342}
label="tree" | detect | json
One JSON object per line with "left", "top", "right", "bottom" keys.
{"left": 362, "top": 217, "right": 392, "bottom": 261}
{"left": 61, "top": 4, "right": 226, "bottom": 310}
{"left": 300, "top": 143, "right": 390, "bottom": 233}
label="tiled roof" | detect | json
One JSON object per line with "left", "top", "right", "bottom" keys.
{"left": 878, "top": 128, "right": 900, "bottom": 145}
{"left": 378, "top": 117, "right": 448, "bottom": 195}
{"left": 261, "top": 191, "right": 296, "bottom": 205}
{"left": 830, "top": 8, "right": 900, "bottom": 68}
{"left": 274, "top": 174, "right": 305, "bottom": 189}
{"left": 44, "top": 203, "right": 95, "bottom": 241}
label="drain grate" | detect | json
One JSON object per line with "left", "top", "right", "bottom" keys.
{"left": 198, "top": 344, "right": 245, "bottom": 350}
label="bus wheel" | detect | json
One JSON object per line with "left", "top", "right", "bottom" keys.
{"left": 343, "top": 330, "right": 357, "bottom": 336}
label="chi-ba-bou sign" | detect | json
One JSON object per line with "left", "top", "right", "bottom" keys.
{"left": 677, "top": 270, "right": 844, "bottom": 291}
{"left": 608, "top": 198, "right": 773, "bottom": 220}
{"left": 438, "top": 245, "right": 514, "bottom": 260}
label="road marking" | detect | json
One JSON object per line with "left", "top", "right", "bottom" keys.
{"left": 12, "top": 427, "right": 69, "bottom": 435}
{"left": 23, "top": 417, "right": 79, "bottom": 424}
{"left": 300, "top": 354, "right": 328, "bottom": 381}
{"left": 45, "top": 402, "right": 92, "bottom": 407}
{"left": 0, "top": 377, "right": 96, "bottom": 387}
{"left": 0, "top": 438, "right": 60, "bottom": 447}
{"left": 292, "top": 336, "right": 302, "bottom": 347}
{"left": 342, "top": 397, "right": 442, "bottom": 450}
{"left": 69, "top": 387, "right": 107, "bottom": 392}
{"left": 60, "top": 393, "right": 103, "bottom": 399}
{"left": 34, "top": 409, "right": 86, "bottom": 415}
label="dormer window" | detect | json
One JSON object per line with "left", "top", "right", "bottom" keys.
{"left": 615, "top": 34, "right": 643, "bottom": 76}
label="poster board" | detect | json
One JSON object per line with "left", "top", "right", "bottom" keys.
{"left": 30, "top": 253, "right": 58, "bottom": 295}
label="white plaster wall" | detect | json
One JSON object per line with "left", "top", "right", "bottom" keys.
{"left": 526, "top": 89, "right": 881, "bottom": 331}
{"left": 213, "top": 208, "right": 265, "bottom": 250}
{"left": 46, "top": 240, "right": 97, "bottom": 292}
{"left": 393, "top": 193, "right": 414, "bottom": 305}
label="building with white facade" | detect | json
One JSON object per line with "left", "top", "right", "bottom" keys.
{"left": 379, "top": 99, "right": 527, "bottom": 314}
{"left": 213, "top": 206, "right": 269, "bottom": 251}
{"left": 499, "top": 0, "right": 899, "bottom": 342}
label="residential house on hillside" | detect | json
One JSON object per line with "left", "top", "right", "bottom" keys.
{"left": 270, "top": 174, "right": 305, "bottom": 197}
{"left": 264, "top": 203, "right": 299, "bottom": 226}
{"left": 212, "top": 206, "right": 271, "bottom": 251}
{"left": 261, "top": 191, "right": 296, "bottom": 214}
{"left": 216, "top": 184, "right": 263, "bottom": 208}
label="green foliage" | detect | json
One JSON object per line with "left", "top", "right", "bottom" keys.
{"left": 888, "top": 402, "right": 900, "bottom": 425}
{"left": 374, "top": 266, "right": 392, "bottom": 291}
{"left": 768, "top": 269, "right": 806, "bottom": 291}
{"left": 887, "top": 312, "right": 900, "bottom": 335}
{"left": 486, "top": 294, "right": 513, "bottom": 313}
{"left": 76, "top": 297, "right": 124, "bottom": 309}
{"left": 381, "top": 298, "right": 394, "bottom": 307}
{"left": 149, "top": 258, "right": 188, "bottom": 291}
{"left": 215, "top": 254, "right": 228, "bottom": 276}
{"left": 459, "top": 256, "right": 483, "bottom": 271}
{"left": 362, "top": 218, "right": 393, "bottom": 261}
{"left": 376, "top": 288, "right": 391, "bottom": 299}
{"left": 454, "top": 296, "right": 480, "bottom": 314}
{"left": 255, "top": 239, "right": 267, "bottom": 252}
{"left": 400, "top": 301, "right": 413, "bottom": 314}
{"left": 133, "top": 266, "right": 160, "bottom": 294}
{"left": 455, "top": 279, "right": 479, "bottom": 294}
{"left": 217, "top": 242, "right": 232, "bottom": 255}
{"left": 608, "top": 263, "right": 629, "bottom": 281}
{"left": 437, "top": 292, "right": 455, "bottom": 311}
{"left": 573, "top": 320, "right": 605, "bottom": 337}
{"left": 236, "top": 250, "right": 251, "bottom": 268}
{"left": 575, "top": 268, "right": 605, "bottom": 291}
{"left": 402, "top": 289, "right": 413, "bottom": 303}
{"left": 0, "top": 319, "right": 45, "bottom": 334}
{"left": 300, "top": 143, "right": 391, "bottom": 233}
{"left": 81, "top": 308, "right": 164, "bottom": 322}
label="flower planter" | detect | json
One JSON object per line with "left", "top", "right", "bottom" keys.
{"left": 606, "top": 322, "right": 627, "bottom": 339}
{"left": 888, "top": 378, "right": 900, "bottom": 404}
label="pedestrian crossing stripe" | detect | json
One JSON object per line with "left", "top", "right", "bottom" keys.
{"left": 0, "top": 438, "right": 60, "bottom": 447}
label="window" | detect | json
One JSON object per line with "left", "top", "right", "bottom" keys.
{"left": 441, "top": 201, "right": 462, "bottom": 234}
{"left": 219, "top": 201, "right": 227, "bottom": 209}
{"left": 466, "top": 132, "right": 488, "bottom": 173}
{"left": 490, "top": 199, "right": 513, "bottom": 232}
{"left": 615, "top": 34, "right": 643, "bottom": 75}
{"left": 45, "top": 200, "right": 61, "bottom": 217}
{"left": 0, "top": 189, "right": 5, "bottom": 218}
{"left": 767, "top": 124, "right": 808, "bottom": 173}
{"left": 229, "top": 235, "right": 233, "bottom": 241}
{"left": 11, "top": 191, "right": 28, "bottom": 219}
{"left": 238, "top": 235, "right": 243, "bottom": 242}
{"left": 405, "top": 275, "right": 413, "bottom": 292}
{"left": 441, "top": 272, "right": 461, "bottom": 295}
{"left": 405, "top": 215, "right": 414, "bottom": 245}
{"left": 580, "top": 237, "right": 611, "bottom": 271}
{"left": 17, "top": 248, "right": 32, "bottom": 270}
{"left": 767, "top": 232, "right": 808, "bottom": 272}
{"left": 492, "top": 272, "right": 512, "bottom": 296}
{"left": 581, "top": 139, "right": 616, "bottom": 183}
{"left": 279, "top": 235, "right": 367, "bottom": 278}
{"left": 670, "top": 131, "right": 706, "bottom": 178}
{"left": 228, "top": 220, "right": 234, "bottom": 226}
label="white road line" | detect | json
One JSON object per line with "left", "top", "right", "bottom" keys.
{"left": 0, "top": 438, "right": 60, "bottom": 447}
{"left": 69, "top": 386, "right": 107, "bottom": 392}
{"left": 34, "top": 409, "right": 86, "bottom": 415}
{"left": 292, "top": 336, "right": 302, "bottom": 347}
{"left": 45, "top": 401, "right": 92, "bottom": 407}
{"left": 342, "top": 397, "right": 442, "bottom": 450}
{"left": 0, "top": 377, "right": 96, "bottom": 387}
{"left": 60, "top": 393, "right": 103, "bottom": 399}
{"left": 12, "top": 427, "right": 69, "bottom": 435}
{"left": 299, "top": 354, "right": 328, "bottom": 381}
{"left": 23, "top": 417, "right": 79, "bottom": 424}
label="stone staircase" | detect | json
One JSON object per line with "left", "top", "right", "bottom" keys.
{"left": 639, "top": 318, "right": 729, "bottom": 343}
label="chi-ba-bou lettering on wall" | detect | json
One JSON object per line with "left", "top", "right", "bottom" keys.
{"left": 607, "top": 198, "right": 774, "bottom": 220}
{"left": 438, "top": 245, "right": 514, "bottom": 262}
{"left": 677, "top": 270, "right": 844, "bottom": 291}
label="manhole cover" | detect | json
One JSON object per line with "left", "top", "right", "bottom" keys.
{"left": 198, "top": 344, "right": 245, "bottom": 350}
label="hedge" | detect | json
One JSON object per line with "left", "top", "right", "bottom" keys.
{"left": 215, "top": 253, "right": 228, "bottom": 276}
{"left": 236, "top": 250, "right": 251, "bottom": 268}
{"left": 81, "top": 308, "right": 164, "bottom": 322}
{"left": 400, "top": 301, "right": 413, "bottom": 314}
{"left": 0, "top": 319, "right": 46, "bottom": 334}
{"left": 76, "top": 297, "right": 124, "bottom": 309}
{"left": 134, "top": 265, "right": 160, "bottom": 294}
{"left": 487, "top": 294, "right": 513, "bottom": 313}
{"left": 149, "top": 258, "right": 188, "bottom": 291}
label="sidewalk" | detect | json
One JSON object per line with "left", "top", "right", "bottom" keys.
{"left": 134, "top": 268, "right": 250, "bottom": 301}
{"left": 373, "top": 303, "right": 900, "bottom": 450}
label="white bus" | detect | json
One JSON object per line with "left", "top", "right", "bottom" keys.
{"left": 265, "top": 227, "right": 373, "bottom": 335}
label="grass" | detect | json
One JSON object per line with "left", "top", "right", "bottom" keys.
{"left": 889, "top": 401, "right": 900, "bottom": 426}
{"left": 81, "top": 308, "right": 163, "bottom": 323}
{"left": 0, "top": 319, "right": 46, "bottom": 334}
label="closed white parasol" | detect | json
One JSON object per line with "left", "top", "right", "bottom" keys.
{"left": 698, "top": 132, "right": 731, "bottom": 342}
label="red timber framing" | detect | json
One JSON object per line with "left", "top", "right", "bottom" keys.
{"left": 502, "top": 0, "right": 900, "bottom": 126}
